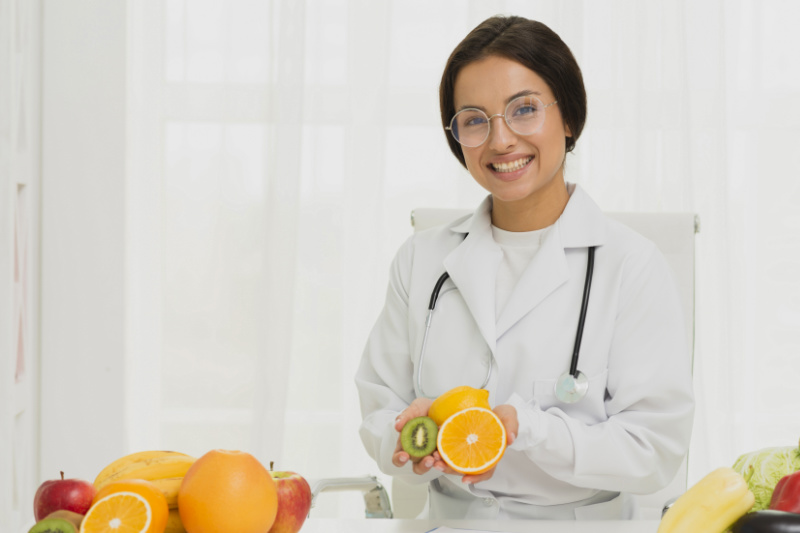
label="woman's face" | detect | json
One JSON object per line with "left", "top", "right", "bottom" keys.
{"left": 453, "top": 55, "right": 570, "bottom": 221}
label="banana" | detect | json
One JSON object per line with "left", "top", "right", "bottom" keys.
{"left": 150, "top": 477, "right": 183, "bottom": 509}
{"left": 94, "top": 450, "right": 195, "bottom": 490}
{"left": 164, "top": 509, "right": 187, "bottom": 533}
{"left": 658, "top": 467, "right": 755, "bottom": 533}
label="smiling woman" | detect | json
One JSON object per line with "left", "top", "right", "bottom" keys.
{"left": 355, "top": 15, "right": 694, "bottom": 521}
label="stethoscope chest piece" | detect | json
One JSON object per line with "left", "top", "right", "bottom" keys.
{"left": 554, "top": 370, "right": 589, "bottom": 404}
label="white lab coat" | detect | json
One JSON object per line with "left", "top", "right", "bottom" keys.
{"left": 355, "top": 184, "right": 694, "bottom": 520}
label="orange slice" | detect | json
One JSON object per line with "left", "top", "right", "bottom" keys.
{"left": 428, "top": 386, "right": 491, "bottom": 426}
{"left": 81, "top": 479, "right": 168, "bottom": 533}
{"left": 436, "top": 406, "right": 507, "bottom": 475}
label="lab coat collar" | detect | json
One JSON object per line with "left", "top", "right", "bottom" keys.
{"left": 445, "top": 184, "right": 608, "bottom": 342}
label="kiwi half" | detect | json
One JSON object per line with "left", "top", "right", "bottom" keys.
{"left": 400, "top": 416, "right": 438, "bottom": 458}
{"left": 28, "top": 517, "right": 78, "bottom": 533}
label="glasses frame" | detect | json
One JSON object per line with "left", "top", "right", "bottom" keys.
{"left": 445, "top": 96, "right": 558, "bottom": 148}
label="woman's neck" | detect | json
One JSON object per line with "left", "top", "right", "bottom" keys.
{"left": 491, "top": 179, "right": 570, "bottom": 232}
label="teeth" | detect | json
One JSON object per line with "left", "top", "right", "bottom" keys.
{"left": 491, "top": 157, "right": 532, "bottom": 173}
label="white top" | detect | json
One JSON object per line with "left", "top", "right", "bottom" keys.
{"left": 491, "top": 224, "right": 551, "bottom": 320}
{"left": 355, "top": 184, "right": 694, "bottom": 520}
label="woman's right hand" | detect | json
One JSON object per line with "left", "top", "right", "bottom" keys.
{"left": 392, "top": 397, "right": 446, "bottom": 474}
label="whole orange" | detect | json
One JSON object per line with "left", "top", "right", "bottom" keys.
{"left": 178, "top": 449, "right": 278, "bottom": 533}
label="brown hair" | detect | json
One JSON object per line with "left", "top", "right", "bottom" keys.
{"left": 439, "top": 16, "right": 587, "bottom": 168}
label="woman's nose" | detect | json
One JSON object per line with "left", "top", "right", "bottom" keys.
{"left": 486, "top": 115, "right": 516, "bottom": 150}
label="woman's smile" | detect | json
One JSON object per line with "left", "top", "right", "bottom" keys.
{"left": 489, "top": 155, "right": 533, "bottom": 175}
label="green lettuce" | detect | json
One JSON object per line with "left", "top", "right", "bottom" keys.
{"left": 732, "top": 445, "right": 800, "bottom": 511}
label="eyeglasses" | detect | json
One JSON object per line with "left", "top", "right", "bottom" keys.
{"left": 445, "top": 95, "right": 558, "bottom": 148}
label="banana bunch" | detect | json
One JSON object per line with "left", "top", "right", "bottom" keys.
{"left": 94, "top": 450, "right": 196, "bottom": 507}
{"left": 658, "top": 467, "right": 755, "bottom": 533}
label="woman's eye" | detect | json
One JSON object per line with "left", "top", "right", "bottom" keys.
{"left": 464, "top": 116, "right": 487, "bottom": 127}
{"left": 514, "top": 105, "right": 537, "bottom": 117}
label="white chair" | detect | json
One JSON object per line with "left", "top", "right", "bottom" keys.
{"left": 391, "top": 207, "right": 699, "bottom": 520}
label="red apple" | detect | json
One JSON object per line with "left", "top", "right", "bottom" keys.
{"left": 33, "top": 472, "right": 97, "bottom": 521}
{"left": 268, "top": 464, "right": 312, "bottom": 533}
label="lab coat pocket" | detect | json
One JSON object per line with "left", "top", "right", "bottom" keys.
{"left": 417, "top": 287, "right": 493, "bottom": 398}
{"left": 532, "top": 369, "right": 609, "bottom": 424}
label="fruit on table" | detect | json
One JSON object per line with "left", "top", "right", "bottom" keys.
{"left": 770, "top": 470, "right": 800, "bottom": 513}
{"left": 657, "top": 466, "right": 755, "bottom": 533}
{"left": 178, "top": 449, "right": 278, "bottom": 533}
{"left": 34, "top": 472, "right": 97, "bottom": 521}
{"left": 80, "top": 479, "right": 169, "bottom": 533}
{"left": 93, "top": 450, "right": 196, "bottom": 492}
{"left": 428, "top": 385, "right": 490, "bottom": 426}
{"left": 268, "top": 463, "right": 313, "bottom": 533}
{"left": 436, "top": 406, "right": 507, "bottom": 475}
{"left": 28, "top": 510, "right": 84, "bottom": 533}
{"left": 149, "top": 477, "right": 182, "bottom": 510}
{"left": 400, "top": 416, "right": 438, "bottom": 458}
{"left": 164, "top": 509, "right": 186, "bottom": 533}
{"left": 730, "top": 510, "right": 800, "bottom": 532}
{"left": 732, "top": 444, "right": 800, "bottom": 511}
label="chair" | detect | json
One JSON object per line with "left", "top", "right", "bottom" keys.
{"left": 392, "top": 207, "right": 699, "bottom": 520}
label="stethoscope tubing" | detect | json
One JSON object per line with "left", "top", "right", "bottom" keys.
{"left": 416, "top": 245, "right": 597, "bottom": 402}
{"left": 570, "top": 246, "right": 595, "bottom": 377}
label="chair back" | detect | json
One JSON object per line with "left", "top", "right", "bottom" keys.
{"left": 391, "top": 207, "right": 698, "bottom": 520}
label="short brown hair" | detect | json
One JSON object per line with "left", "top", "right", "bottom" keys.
{"left": 439, "top": 16, "right": 587, "bottom": 168}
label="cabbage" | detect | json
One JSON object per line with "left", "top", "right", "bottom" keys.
{"left": 731, "top": 446, "right": 800, "bottom": 511}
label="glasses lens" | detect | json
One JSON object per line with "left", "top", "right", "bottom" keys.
{"left": 450, "top": 109, "right": 489, "bottom": 147}
{"left": 506, "top": 96, "right": 545, "bottom": 135}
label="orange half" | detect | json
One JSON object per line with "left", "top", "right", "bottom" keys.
{"left": 80, "top": 491, "right": 152, "bottom": 533}
{"left": 436, "top": 406, "right": 507, "bottom": 475}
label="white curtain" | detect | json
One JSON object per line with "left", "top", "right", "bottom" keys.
{"left": 128, "top": 0, "right": 800, "bottom": 518}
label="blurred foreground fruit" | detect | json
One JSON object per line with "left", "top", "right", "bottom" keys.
{"left": 428, "top": 386, "right": 490, "bottom": 426}
{"left": 93, "top": 451, "right": 195, "bottom": 492}
{"left": 732, "top": 444, "right": 800, "bottom": 511}
{"left": 436, "top": 407, "right": 506, "bottom": 475}
{"left": 178, "top": 449, "right": 278, "bottom": 533}
{"left": 657, "top": 467, "right": 754, "bottom": 533}
{"left": 28, "top": 510, "right": 84, "bottom": 533}
{"left": 268, "top": 464, "right": 312, "bottom": 533}
{"left": 730, "top": 510, "right": 800, "bottom": 532}
{"left": 80, "top": 479, "right": 169, "bottom": 533}
{"left": 34, "top": 472, "right": 96, "bottom": 521}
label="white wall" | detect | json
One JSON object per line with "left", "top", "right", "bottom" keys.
{"left": 40, "top": 0, "right": 128, "bottom": 481}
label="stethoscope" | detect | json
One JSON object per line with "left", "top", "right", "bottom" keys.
{"left": 415, "top": 245, "right": 596, "bottom": 404}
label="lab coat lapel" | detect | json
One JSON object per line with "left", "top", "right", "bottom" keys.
{"left": 495, "top": 185, "right": 608, "bottom": 338}
{"left": 443, "top": 198, "right": 501, "bottom": 354}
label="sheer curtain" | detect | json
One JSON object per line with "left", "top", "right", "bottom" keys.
{"left": 127, "top": 0, "right": 800, "bottom": 518}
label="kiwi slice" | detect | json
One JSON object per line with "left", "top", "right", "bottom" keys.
{"left": 400, "top": 416, "right": 438, "bottom": 458}
{"left": 28, "top": 517, "right": 78, "bottom": 533}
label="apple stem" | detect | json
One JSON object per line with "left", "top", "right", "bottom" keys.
{"left": 60, "top": 471, "right": 64, "bottom": 480}
{"left": 270, "top": 461, "right": 274, "bottom": 471}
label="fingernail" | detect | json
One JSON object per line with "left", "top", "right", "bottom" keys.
{"left": 434, "top": 465, "right": 445, "bottom": 472}
{"left": 510, "top": 433, "right": 517, "bottom": 444}
{"left": 425, "top": 459, "right": 433, "bottom": 468}
{"left": 399, "top": 456, "right": 408, "bottom": 463}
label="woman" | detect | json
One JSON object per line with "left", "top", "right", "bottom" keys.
{"left": 355, "top": 15, "right": 694, "bottom": 520}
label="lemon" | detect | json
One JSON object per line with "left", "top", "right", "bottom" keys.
{"left": 428, "top": 385, "right": 491, "bottom": 426}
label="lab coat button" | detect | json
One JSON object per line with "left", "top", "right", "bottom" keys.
{"left": 483, "top": 498, "right": 495, "bottom": 506}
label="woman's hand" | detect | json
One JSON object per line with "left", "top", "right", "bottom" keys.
{"left": 392, "top": 398, "right": 446, "bottom": 474}
{"left": 459, "top": 403, "right": 519, "bottom": 484}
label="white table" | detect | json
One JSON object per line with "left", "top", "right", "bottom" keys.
{"left": 300, "top": 518, "right": 661, "bottom": 532}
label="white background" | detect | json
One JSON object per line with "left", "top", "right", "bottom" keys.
{"left": 2, "top": 0, "right": 800, "bottom": 528}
